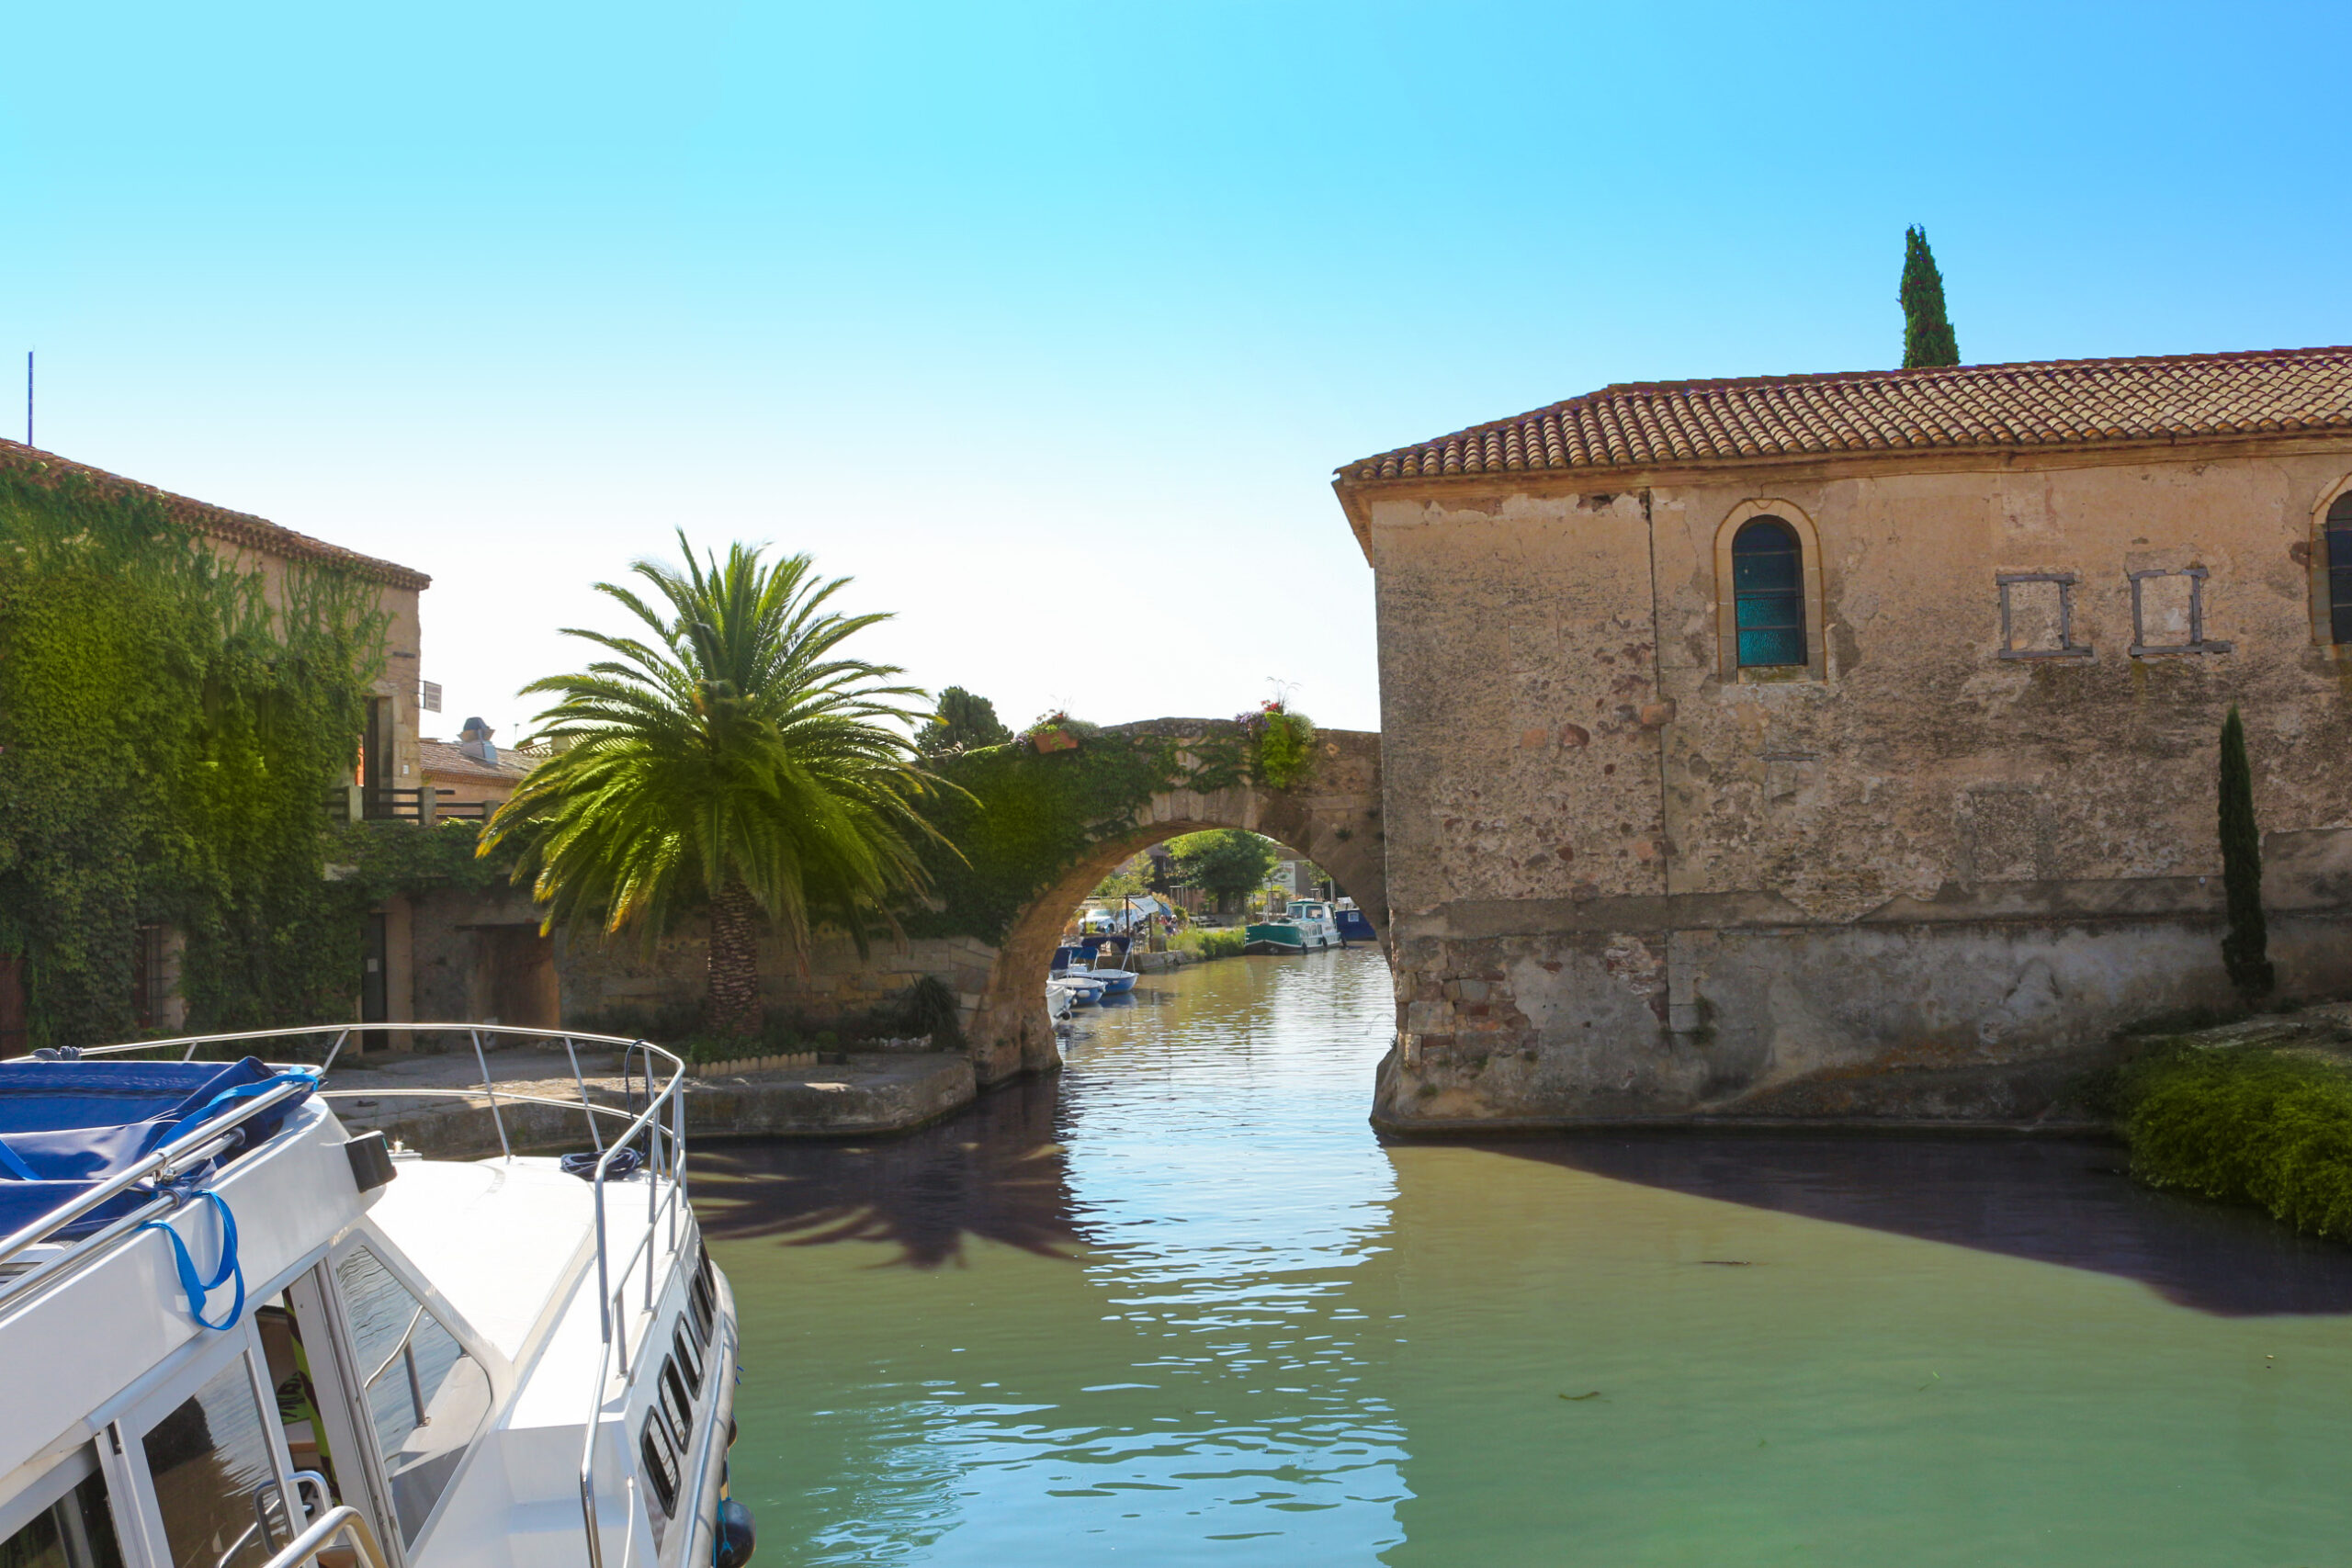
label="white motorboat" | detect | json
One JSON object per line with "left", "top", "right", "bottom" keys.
{"left": 1244, "top": 899, "right": 1341, "bottom": 954}
{"left": 1045, "top": 980, "right": 1077, "bottom": 1021}
{"left": 0, "top": 1023, "right": 754, "bottom": 1568}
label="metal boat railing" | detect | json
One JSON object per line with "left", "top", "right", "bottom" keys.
{"left": 256, "top": 1504, "right": 390, "bottom": 1568}
{"left": 2, "top": 1021, "right": 695, "bottom": 1568}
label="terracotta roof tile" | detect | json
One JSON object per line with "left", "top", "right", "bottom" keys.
{"left": 418, "top": 739, "right": 535, "bottom": 782}
{"left": 1338, "top": 346, "right": 2352, "bottom": 485}
{"left": 0, "top": 439, "right": 429, "bottom": 590}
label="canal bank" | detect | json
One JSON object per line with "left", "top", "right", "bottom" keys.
{"left": 330, "top": 1042, "right": 975, "bottom": 1154}
{"left": 692, "top": 947, "right": 2352, "bottom": 1568}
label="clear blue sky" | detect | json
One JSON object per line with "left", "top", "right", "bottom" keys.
{"left": 6, "top": 1, "right": 2348, "bottom": 738}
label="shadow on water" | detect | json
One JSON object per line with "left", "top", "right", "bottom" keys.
{"left": 692, "top": 1076, "right": 1084, "bottom": 1269}
{"left": 1453, "top": 1130, "right": 2352, "bottom": 1318}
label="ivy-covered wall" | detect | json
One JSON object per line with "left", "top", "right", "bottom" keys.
{"left": 0, "top": 468, "right": 392, "bottom": 1048}
{"left": 902, "top": 721, "right": 1249, "bottom": 944}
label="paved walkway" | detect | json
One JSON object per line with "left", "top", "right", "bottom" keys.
{"left": 322, "top": 1039, "right": 977, "bottom": 1155}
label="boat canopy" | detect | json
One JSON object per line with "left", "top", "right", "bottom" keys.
{"left": 0, "top": 1056, "right": 317, "bottom": 1238}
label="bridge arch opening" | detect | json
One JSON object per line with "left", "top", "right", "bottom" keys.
{"left": 958, "top": 726, "right": 1389, "bottom": 1085}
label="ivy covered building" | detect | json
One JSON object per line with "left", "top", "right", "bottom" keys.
{"left": 0, "top": 439, "right": 453, "bottom": 1050}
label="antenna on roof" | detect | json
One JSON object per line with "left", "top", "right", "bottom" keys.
{"left": 23, "top": 351, "right": 29, "bottom": 448}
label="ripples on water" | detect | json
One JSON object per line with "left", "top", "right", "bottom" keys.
{"left": 695, "top": 950, "right": 2352, "bottom": 1566}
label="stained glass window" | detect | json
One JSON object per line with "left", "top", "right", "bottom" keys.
{"left": 2327, "top": 493, "right": 2352, "bottom": 645}
{"left": 1733, "top": 518, "right": 1806, "bottom": 668}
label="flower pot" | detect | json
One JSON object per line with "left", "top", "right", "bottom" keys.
{"left": 1032, "top": 728, "right": 1078, "bottom": 754}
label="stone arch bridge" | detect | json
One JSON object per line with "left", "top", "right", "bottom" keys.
{"left": 960, "top": 720, "right": 1386, "bottom": 1082}
{"left": 541, "top": 719, "right": 1385, "bottom": 1084}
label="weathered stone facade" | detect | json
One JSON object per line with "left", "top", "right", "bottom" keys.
{"left": 1338, "top": 350, "right": 2352, "bottom": 1127}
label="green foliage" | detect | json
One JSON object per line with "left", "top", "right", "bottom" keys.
{"left": 1899, "top": 225, "right": 1961, "bottom": 369}
{"left": 904, "top": 728, "right": 1188, "bottom": 942}
{"left": 1170, "top": 925, "right": 1246, "bottom": 960}
{"left": 916, "top": 685, "right": 1013, "bottom": 757}
{"left": 1090, "top": 862, "right": 1148, "bottom": 900}
{"left": 1254, "top": 709, "right": 1317, "bottom": 789}
{"left": 2219, "top": 705, "right": 2274, "bottom": 1000}
{"left": 484, "top": 534, "right": 948, "bottom": 961}
{"left": 324, "top": 819, "right": 520, "bottom": 903}
{"left": 0, "top": 466, "right": 390, "bottom": 1046}
{"left": 1169, "top": 829, "right": 1278, "bottom": 909}
{"left": 2120, "top": 1045, "right": 2352, "bottom": 1238}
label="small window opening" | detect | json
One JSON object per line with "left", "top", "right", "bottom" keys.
{"left": 639, "top": 1420, "right": 681, "bottom": 1518}
{"left": 1731, "top": 518, "right": 1806, "bottom": 667}
{"left": 673, "top": 1325, "right": 704, "bottom": 1395}
{"left": 0, "top": 1458, "right": 123, "bottom": 1568}
{"left": 659, "top": 1359, "right": 695, "bottom": 1450}
{"left": 2328, "top": 493, "right": 2352, "bottom": 645}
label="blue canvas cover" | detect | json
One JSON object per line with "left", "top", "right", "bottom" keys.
{"left": 0, "top": 1058, "right": 317, "bottom": 1240}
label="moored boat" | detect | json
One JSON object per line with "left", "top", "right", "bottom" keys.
{"left": 1246, "top": 899, "right": 1340, "bottom": 954}
{"left": 0, "top": 1023, "right": 754, "bottom": 1568}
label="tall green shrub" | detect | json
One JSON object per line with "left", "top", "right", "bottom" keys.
{"left": 0, "top": 468, "right": 388, "bottom": 1046}
{"left": 2218, "top": 705, "right": 2274, "bottom": 1000}
{"left": 1899, "top": 226, "right": 1961, "bottom": 369}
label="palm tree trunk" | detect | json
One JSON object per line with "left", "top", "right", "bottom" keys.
{"left": 707, "top": 878, "right": 763, "bottom": 1037}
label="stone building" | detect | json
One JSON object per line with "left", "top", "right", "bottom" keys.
{"left": 1332, "top": 346, "right": 2352, "bottom": 1127}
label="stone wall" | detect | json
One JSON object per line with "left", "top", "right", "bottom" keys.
{"left": 1359, "top": 438, "right": 2352, "bottom": 1126}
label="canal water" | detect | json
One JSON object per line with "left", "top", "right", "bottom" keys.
{"left": 694, "top": 949, "right": 2352, "bottom": 1566}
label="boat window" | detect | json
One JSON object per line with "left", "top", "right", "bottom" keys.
{"left": 660, "top": 1358, "right": 695, "bottom": 1443}
{"left": 673, "top": 1323, "right": 705, "bottom": 1395}
{"left": 687, "top": 1269, "right": 715, "bottom": 1346}
{"left": 0, "top": 1456, "right": 123, "bottom": 1568}
{"left": 141, "top": 1355, "right": 292, "bottom": 1568}
{"left": 333, "top": 1246, "right": 492, "bottom": 1546}
{"left": 639, "top": 1418, "right": 681, "bottom": 1520}
{"left": 254, "top": 1301, "right": 343, "bottom": 1506}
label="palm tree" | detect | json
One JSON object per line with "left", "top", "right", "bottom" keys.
{"left": 482, "top": 535, "right": 946, "bottom": 1036}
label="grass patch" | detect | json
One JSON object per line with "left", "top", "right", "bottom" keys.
{"left": 2120, "top": 1043, "right": 2352, "bottom": 1239}
{"left": 1170, "top": 926, "right": 1247, "bottom": 960}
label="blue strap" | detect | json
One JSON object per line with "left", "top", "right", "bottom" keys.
{"left": 0, "top": 1137, "right": 36, "bottom": 1181}
{"left": 183, "top": 1068, "right": 319, "bottom": 1132}
{"left": 141, "top": 1190, "right": 244, "bottom": 1331}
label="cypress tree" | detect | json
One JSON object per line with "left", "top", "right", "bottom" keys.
{"left": 1899, "top": 226, "right": 1962, "bottom": 369}
{"left": 2218, "top": 705, "right": 2275, "bottom": 1002}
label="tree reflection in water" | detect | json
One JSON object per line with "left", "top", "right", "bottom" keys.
{"left": 691, "top": 1076, "right": 1082, "bottom": 1268}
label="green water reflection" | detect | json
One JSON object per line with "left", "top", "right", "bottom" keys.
{"left": 695, "top": 949, "right": 2352, "bottom": 1565}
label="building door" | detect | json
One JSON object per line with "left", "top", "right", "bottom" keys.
{"left": 0, "top": 953, "right": 25, "bottom": 1055}
{"left": 360, "top": 913, "right": 389, "bottom": 1025}
{"left": 361, "top": 697, "right": 391, "bottom": 819}
{"left": 467, "top": 925, "right": 560, "bottom": 1029}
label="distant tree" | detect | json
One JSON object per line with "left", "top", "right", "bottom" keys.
{"left": 1900, "top": 226, "right": 1962, "bottom": 369}
{"left": 2219, "top": 705, "right": 2275, "bottom": 1002}
{"left": 1091, "top": 862, "right": 1148, "bottom": 901}
{"left": 916, "top": 686, "right": 1013, "bottom": 757}
{"left": 1169, "top": 829, "right": 1278, "bottom": 914}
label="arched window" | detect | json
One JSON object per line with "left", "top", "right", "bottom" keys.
{"left": 2329, "top": 493, "right": 2352, "bottom": 645}
{"left": 1732, "top": 517, "right": 1806, "bottom": 667}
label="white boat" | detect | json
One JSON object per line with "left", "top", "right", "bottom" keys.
{"left": 0, "top": 1023, "right": 754, "bottom": 1568}
{"left": 1045, "top": 980, "right": 1076, "bottom": 1021}
{"left": 1244, "top": 899, "right": 1340, "bottom": 954}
